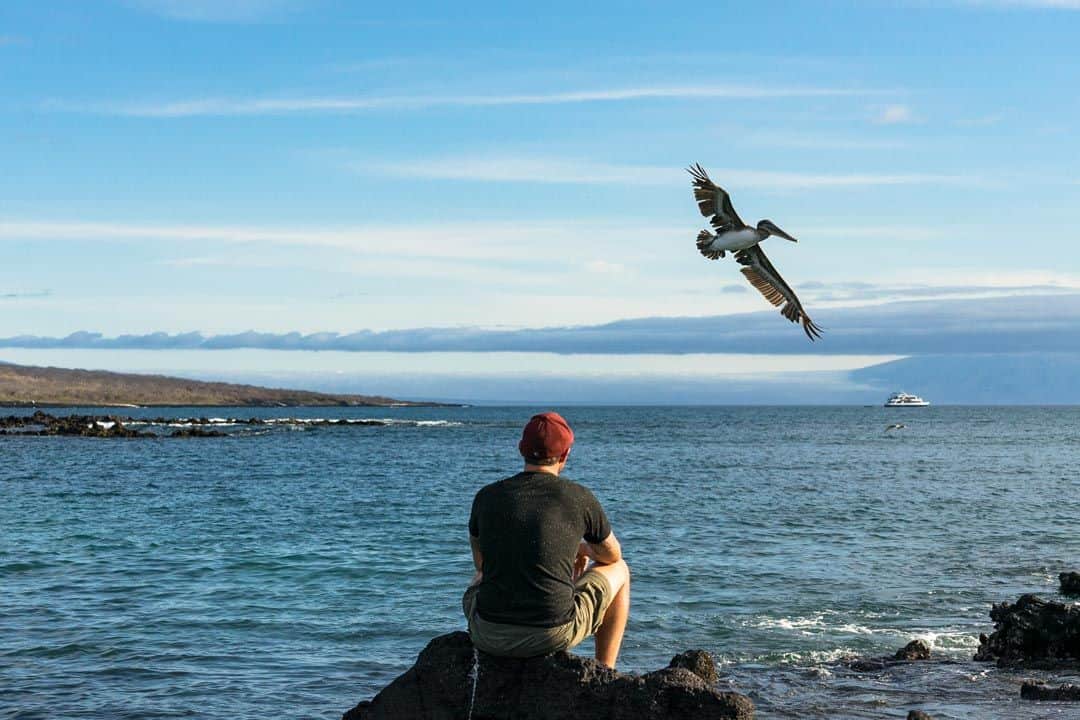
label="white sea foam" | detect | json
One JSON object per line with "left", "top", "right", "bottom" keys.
{"left": 747, "top": 614, "right": 874, "bottom": 635}
{"left": 127, "top": 417, "right": 463, "bottom": 428}
{"left": 261, "top": 417, "right": 461, "bottom": 426}
{"left": 774, "top": 648, "right": 856, "bottom": 665}
{"left": 744, "top": 613, "right": 979, "bottom": 658}
{"left": 383, "top": 419, "right": 462, "bottom": 427}
{"left": 909, "top": 630, "right": 980, "bottom": 651}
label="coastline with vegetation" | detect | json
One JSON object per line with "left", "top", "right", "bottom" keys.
{"left": 0, "top": 361, "right": 444, "bottom": 407}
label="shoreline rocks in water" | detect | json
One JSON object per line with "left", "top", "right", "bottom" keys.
{"left": 1020, "top": 681, "right": 1080, "bottom": 701}
{"left": 0, "top": 411, "right": 397, "bottom": 438}
{"left": 1060, "top": 572, "right": 1080, "bottom": 597}
{"left": 167, "top": 426, "right": 229, "bottom": 438}
{"left": 0, "top": 411, "right": 149, "bottom": 438}
{"left": 974, "top": 594, "right": 1080, "bottom": 667}
{"left": 844, "top": 639, "right": 933, "bottom": 673}
{"left": 343, "top": 631, "right": 754, "bottom": 720}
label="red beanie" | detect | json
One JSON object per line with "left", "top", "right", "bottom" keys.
{"left": 518, "top": 412, "right": 574, "bottom": 462}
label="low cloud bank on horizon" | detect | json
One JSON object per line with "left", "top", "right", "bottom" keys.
{"left": 2, "top": 294, "right": 1076, "bottom": 356}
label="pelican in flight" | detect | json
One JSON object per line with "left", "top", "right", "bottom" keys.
{"left": 688, "top": 163, "right": 822, "bottom": 340}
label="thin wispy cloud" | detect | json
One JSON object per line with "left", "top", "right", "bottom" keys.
{"left": 584, "top": 260, "right": 629, "bottom": 275}
{"left": 61, "top": 84, "right": 886, "bottom": 117}
{"left": 124, "top": 0, "right": 301, "bottom": 22}
{"left": 963, "top": 1, "right": 1080, "bottom": 8}
{"left": 1, "top": 289, "right": 51, "bottom": 300}
{"left": 872, "top": 104, "right": 916, "bottom": 125}
{"left": 0, "top": 218, "right": 679, "bottom": 264}
{"left": 802, "top": 280, "right": 1080, "bottom": 304}
{"left": 367, "top": 156, "right": 976, "bottom": 189}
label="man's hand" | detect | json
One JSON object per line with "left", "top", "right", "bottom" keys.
{"left": 573, "top": 541, "right": 591, "bottom": 580}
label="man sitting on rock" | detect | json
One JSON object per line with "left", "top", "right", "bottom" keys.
{"left": 463, "top": 412, "right": 631, "bottom": 668}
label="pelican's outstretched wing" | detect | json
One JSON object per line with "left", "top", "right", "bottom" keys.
{"left": 734, "top": 245, "right": 822, "bottom": 341}
{"left": 687, "top": 163, "right": 746, "bottom": 231}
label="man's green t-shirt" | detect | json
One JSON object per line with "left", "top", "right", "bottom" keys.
{"left": 468, "top": 471, "right": 612, "bottom": 628}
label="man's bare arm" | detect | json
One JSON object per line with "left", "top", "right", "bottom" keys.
{"left": 586, "top": 532, "right": 622, "bottom": 565}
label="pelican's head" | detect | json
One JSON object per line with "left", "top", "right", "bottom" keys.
{"left": 758, "top": 219, "right": 798, "bottom": 242}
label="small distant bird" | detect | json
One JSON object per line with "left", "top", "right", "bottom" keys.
{"left": 688, "top": 163, "right": 822, "bottom": 340}
{"left": 885, "top": 423, "right": 906, "bottom": 432}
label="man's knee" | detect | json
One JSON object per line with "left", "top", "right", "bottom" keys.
{"left": 593, "top": 558, "right": 630, "bottom": 596}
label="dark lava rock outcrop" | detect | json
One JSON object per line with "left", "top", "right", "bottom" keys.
{"left": 169, "top": 427, "right": 228, "bottom": 438}
{"left": 668, "top": 649, "right": 718, "bottom": 685}
{"left": 907, "top": 711, "right": 934, "bottom": 720}
{"left": 343, "top": 631, "right": 754, "bottom": 720}
{"left": 845, "top": 640, "right": 933, "bottom": 672}
{"left": 0, "top": 411, "right": 390, "bottom": 438}
{"left": 1061, "top": 572, "right": 1080, "bottom": 597}
{"left": 1021, "top": 681, "right": 1080, "bottom": 701}
{"left": 974, "top": 594, "right": 1080, "bottom": 667}
{"left": 894, "top": 639, "right": 932, "bottom": 661}
{"left": 0, "top": 411, "right": 147, "bottom": 437}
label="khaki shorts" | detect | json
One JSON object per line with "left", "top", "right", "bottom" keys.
{"left": 462, "top": 569, "right": 614, "bottom": 658}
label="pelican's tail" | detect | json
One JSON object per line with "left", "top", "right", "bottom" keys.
{"left": 696, "top": 230, "right": 725, "bottom": 260}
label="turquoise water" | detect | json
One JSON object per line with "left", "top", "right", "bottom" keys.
{"left": 3, "top": 406, "right": 1079, "bottom": 719}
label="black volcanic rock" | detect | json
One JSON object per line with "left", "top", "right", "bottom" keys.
{"left": 907, "top": 712, "right": 934, "bottom": 719}
{"left": 845, "top": 640, "right": 934, "bottom": 672}
{"left": 169, "top": 427, "right": 227, "bottom": 438}
{"left": 1, "top": 411, "right": 150, "bottom": 437}
{"left": 0, "top": 411, "right": 397, "bottom": 438}
{"left": 668, "top": 649, "right": 718, "bottom": 685}
{"left": 894, "top": 639, "right": 932, "bottom": 661}
{"left": 343, "top": 632, "right": 754, "bottom": 720}
{"left": 974, "top": 594, "right": 1080, "bottom": 666}
{"left": 1061, "top": 572, "right": 1080, "bottom": 597}
{"left": 1021, "top": 681, "right": 1080, "bottom": 701}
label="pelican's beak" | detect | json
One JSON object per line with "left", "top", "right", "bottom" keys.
{"left": 772, "top": 225, "right": 798, "bottom": 242}
{"left": 760, "top": 220, "right": 799, "bottom": 242}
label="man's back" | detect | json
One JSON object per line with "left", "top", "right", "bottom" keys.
{"left": 469, "top": 471, "right": 610, "bottom": 627}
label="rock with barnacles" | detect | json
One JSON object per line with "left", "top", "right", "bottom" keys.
{"left": 668, "top": 649, "right": 719, "bottom": 685}
{"left": 343, "top": 631, "right": 754, "bottom": 720}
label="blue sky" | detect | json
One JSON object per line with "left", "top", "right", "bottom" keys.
{"left": 2, "top": 1, "right": 1080, "bottom": 398}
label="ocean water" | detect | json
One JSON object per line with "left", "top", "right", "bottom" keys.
{"left": 3, "top": 405, "right": 1079, "bottom": 719}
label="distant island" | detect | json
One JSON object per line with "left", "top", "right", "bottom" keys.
{"left": 0, "top": 361, "right": 432, "bottom": 407}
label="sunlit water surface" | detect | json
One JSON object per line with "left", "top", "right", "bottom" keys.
{"left": 3, "top": 406, "right": 1079, "bottom": 719}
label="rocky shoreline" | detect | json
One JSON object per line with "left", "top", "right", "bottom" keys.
{"left": 0, "top": 410, "right": 401, "bottom": 438}
{"left": 344, "top": 576, "right": 1080, "bottom": 719}
{"left": 343, "top": 632, "right": 755, "bottom": 720}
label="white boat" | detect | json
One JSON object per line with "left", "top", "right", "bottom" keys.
{"left": 884, "top": 392, "right": 930, "bottom": 407}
